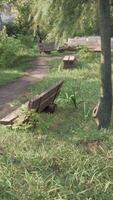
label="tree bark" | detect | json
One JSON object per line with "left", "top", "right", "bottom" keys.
{"left": 92, "top": 0, "right": 112, "bottom": 129}
{"left": 0, "top": 15, "right": 3, "bottom": 31}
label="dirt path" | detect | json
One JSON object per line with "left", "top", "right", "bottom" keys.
{"left": 0, "top": 57, "right": 49, "bottom": 119}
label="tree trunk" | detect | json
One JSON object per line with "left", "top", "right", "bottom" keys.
{"left": 0, "top": 14, "right": 3, "bottom": 31}
{"left": 92, "top": 0, "right": 112, "bottom": 129}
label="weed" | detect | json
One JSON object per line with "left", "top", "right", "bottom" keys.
{"left": 82, "top": 101, "right": 92, "bottom": 121}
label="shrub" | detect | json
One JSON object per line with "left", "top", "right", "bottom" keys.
{"left": 0, "top": 31, "right": 24, "bottom": 68}
{"left": 77, "top": 45, "right": 93, "bottom": 60}
{"left": 17, "top": 34, "right": 35, "bottom": 48}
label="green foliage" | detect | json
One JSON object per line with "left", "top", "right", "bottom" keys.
{"left": 57, "top": 82, "right": 82, "bottom": 109}
{"left": 76, "top": 45, "right": 94, "bottom": 65}
{"left": 17, "top": 34, "right": 35, "bottom": 48}
{"left": 2, "top": 0, "right": 113, "bottom": 42}
{"left": 0, "top": 31, "right": 37, "bottom": 85}
{"left": 6, "top": 23, "right": 20, "bottom": 36}
{"left": 15, "top": 0, "right": 33, "bottom": 34}
{"left": 0, "top": 32, "right": 23, "bottom": 68}
{"left": 29, "top": 0, "right": 99, "bottom": 42}
{"left": 0, "top": 30, "right": 36, "bottom": 69}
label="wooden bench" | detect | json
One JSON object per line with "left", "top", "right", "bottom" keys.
{"left": 89, "top": 46, "right": 101, "bottom": 52}
{"left": 63, "top": 55, "right": 76, "bottom": 69}
{"left": 57, "top": 46, "right": 65, "bottom": 53}
{"left": 38, "top": 42, "right": 55, "bottom": 54}
{"left": 0, "top": 80, "right": 64, "bottom": 125}
{"left": 28, "top": 80, "right": 64, "bottom": 112}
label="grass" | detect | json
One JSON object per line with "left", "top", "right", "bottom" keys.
{"left": 1, "top": 49, "right": 113, "bottom": 199}
{"left": 0, "top": 44, "right": 38, "bottom": 86}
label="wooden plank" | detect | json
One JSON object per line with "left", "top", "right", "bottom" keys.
{"left": 43, "top": 42, "right": 55, "bottom": 52}
{"left": 63, "top": 56, "right": 69, "bottom": 61}
{"left": 38, "top": 85, "right": 62, "bottom": 112}
{"left": 38, "top": 93, "right": 56, "bottom": 112}
{"left": 63, "top": 55, "right": 76, "bottom": 69}
{"left": 0, "top": 108, "right": 20, "bottom": 125}
{"left": 0, "top": 102, "right": 28, "bottom": 125}
{"left": 63, "top": 55, "right": 75, "bottom": 62}
{"left": 69, "top": 56, "right": 75, "bottom": 61}
{"left": 28, "top": 80, "right": 64, "bottom": 111}
{"left": 28, "top": 98, "right": 40, "bottom": 110}
{"left": 29, "top": 91, "right": 56, "bottom": 112}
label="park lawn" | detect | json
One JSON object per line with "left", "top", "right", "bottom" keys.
{"left": 1, "top": 50, "right": 113, "bottom": 199}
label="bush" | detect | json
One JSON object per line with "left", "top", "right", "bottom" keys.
{"left": 77, "top": 45, "right": 92, "bottom": 58}
{"left": 76, "top": 45, "right": 95, "bottom": 67}
{"left": 6, "top": 23, "right": 20, "bottom": 36}
{"left": 17, "top": 34, "right": 35, "bottom": 48}
{"left": 0, "top": 31, "right": 24, "bottom": 68}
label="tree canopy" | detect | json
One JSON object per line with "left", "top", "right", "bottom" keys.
{"left": 1, "top": 0, "right": 113, "bottom": 43}
{"left": 29, "top": 0, "right": 98, "bottom": 42}
{"left": 0, "top": 0, "right": 100, "bottom": 41}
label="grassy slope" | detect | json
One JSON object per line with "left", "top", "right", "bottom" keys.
{"left": 0, "top": 50, "right": 113, "bottom": 200}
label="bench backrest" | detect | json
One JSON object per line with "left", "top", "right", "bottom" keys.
{"left": 38, "top": 42, "right": 55, "bottom": 52}
{"left": 43, "top": 42, "right": 55, "bottom": 51}
{"left": 28, "top": 80, "right": 64, "bottom": 112}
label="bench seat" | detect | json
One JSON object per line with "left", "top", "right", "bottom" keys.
{"left": 63, "top": 55, "right": 76, "bottom": 68}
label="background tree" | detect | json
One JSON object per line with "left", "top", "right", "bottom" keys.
{"left": 29, "top": 0, "right": 99, "bottom": 42}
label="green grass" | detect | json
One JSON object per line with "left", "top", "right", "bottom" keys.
{"left": 1, "top": 50, "right": 113, "bottom": 199}
{"left": 0, "top": 44, "right": 38, "bottom": 86}
{"left": 0, "top": 59, "right": 32, "bottom": 86}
